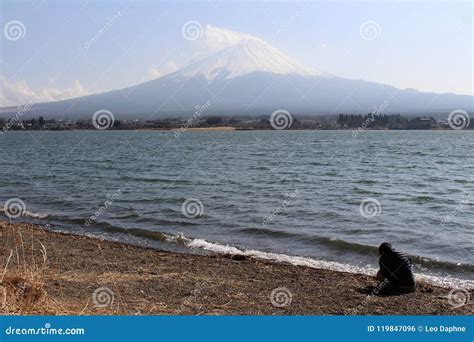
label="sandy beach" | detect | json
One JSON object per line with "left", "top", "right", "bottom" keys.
{"left": 0, "top": 220, "right": 471, "bottom": 315}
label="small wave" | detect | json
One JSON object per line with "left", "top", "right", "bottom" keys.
{"left": 134, "top": 216, "right": 199, "bottom": 226}
{"left": 412, "top": 195, "right": 435, "bottom": 203}
{"left": 119, "top": 175, "right": 192, "bottom": 184}
{"left": 411, "top": 152, "right": 429, "bottom": 157}
{"left": 114, "top": 198, "right": 169, "bottom": 204}
{"left": 309, "top": 162, "right": 331, "bottom": 166}
{"left": 23, "top": 210, "right": 48, "bottom": 219}
{"left": 395, "top": 196, "right": 436, "bottom": 204}
{"left": 239, "top": 227, "right": 376, "bottom": 254}
{"left": 77, "top": 223, "right": 192, "bottom": 246}
{"left": 354, "top": 179, "right": 378, "bottom": 185}
{"left": 238, "top": 227, "right": 474, "bottom": 275}
{"left": 51, "top": 214, "right": 199, "bottom": 228}
{"left": 186, "top": 238, "right": 474, "bottom": 289}
{"left": 0, "top": 206, "right": 48, "bottom": 219}
{"left": 351, "top": 187, "right": 380, "bottom": 195}
{"left": 113, "top": 212, "right": 140, "bottom": 219}
{"left": 106, "top": 227, "right": 191, "bottom": 245}
{"left": 187, "top": 237, "right": 376, "bottom": 275}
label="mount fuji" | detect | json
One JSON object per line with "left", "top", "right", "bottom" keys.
{"left": 3, "top": 26, "right": 473, "bottom": 119}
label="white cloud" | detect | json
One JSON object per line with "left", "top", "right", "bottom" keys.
{"left": 145, "top": 61, "right": 179, "bottom": 81}
{"left": 140, "top": 25, "right": 255, "bottom": 82}
{"left": 142, "top": 25, "right": 260, "bottom": 82}
{"left": 0, "top": 75, "right": 90, "bottom": 107}
{"left": 1, "top": 25, "right": 263, "bottom": 107}
{"left": 201, "top": 24, "right": 262, "bottom": 52}
{"left": 174, "top": 24, "right": 265, "bottom": 68}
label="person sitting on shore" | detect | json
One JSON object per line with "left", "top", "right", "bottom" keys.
{"left": 376, "top": 242, "right": 416, "bottom": 293}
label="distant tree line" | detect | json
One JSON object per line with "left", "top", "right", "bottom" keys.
{"left": 1, "top": 113, "right": 471, "bottom": 131}
{"left": 337, "top": 113, "right": 405, "bottom": 127}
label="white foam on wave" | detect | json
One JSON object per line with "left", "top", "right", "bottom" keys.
{"left": 0, "top": 206, "right": 48, "bottom": 219}
{"left": 187, "top": 238, "right": 474, "bottom": 289}
{"left": 23, "top": 210, "right": 48, "bottom": 219}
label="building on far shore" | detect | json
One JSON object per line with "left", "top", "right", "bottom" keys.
{"left": 406, "top": 117, "right": 437, "bottom": 129}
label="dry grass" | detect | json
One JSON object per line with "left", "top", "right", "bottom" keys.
{"left": 1, "top": 222, "right": 58, "bottom": 314}
{"left": 1, "top": 220, "right": 471, "bottom": 316}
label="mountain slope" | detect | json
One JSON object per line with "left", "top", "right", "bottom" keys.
{"left": 173, "top": 39, "right": 328, "bottom": 81}
{"left": 1, "top": 32, "right": 472, "bottom": 119}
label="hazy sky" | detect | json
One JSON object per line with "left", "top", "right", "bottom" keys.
{"left": 1, "top": 0, "right": 472, "bottom": 106}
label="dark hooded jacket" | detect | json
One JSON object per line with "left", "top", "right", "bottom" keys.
{"left": 379, "top": 246, "right": 415, "bottom": 286}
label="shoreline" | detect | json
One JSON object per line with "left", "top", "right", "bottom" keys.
{"left": 3, "top": 128, "right": 465, "bottom": 133}
{"left": 0, "top": 221, "right": 471, "bottom": 315}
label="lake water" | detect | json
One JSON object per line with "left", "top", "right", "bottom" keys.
{"left": 1, "top": 130, "right": 473, "bottom": 287}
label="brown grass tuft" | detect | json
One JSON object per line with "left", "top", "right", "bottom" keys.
{"left": 0, "top": 222, "right": 57, "bottom": 314}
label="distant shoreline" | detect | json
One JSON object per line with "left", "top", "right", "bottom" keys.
{"left": 3, "top": 127, "right": 471, "bottom": 133}
{"left": 1, "top": 220, "right": 469, "bottom": 315}
{"left": 3, "top": 113, "right": 472, "bottom": 132}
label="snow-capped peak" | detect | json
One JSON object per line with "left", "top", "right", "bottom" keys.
{"left": 174, "top": 25, "right": 329, "bottom": 81}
